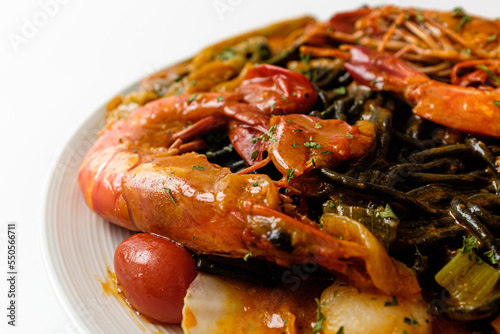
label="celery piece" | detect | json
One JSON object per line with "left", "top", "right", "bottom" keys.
{"left": 435, "top": 252, "right": 500, "bottom": 306}
{"left": 323, "top": 200, "right": 398, "bottom": 248}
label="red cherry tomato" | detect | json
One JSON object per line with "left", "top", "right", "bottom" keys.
{"left": 114, "top": 233, "right": 197, "bottom": 324}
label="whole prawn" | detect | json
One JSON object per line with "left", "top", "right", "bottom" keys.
{"left": 343, "top": 46, "right": 500, "bottom": 138}
{"left": 79, "top": 63, "right": 421, "bottom": 299}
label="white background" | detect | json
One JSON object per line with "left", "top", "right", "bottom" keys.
{"left": 0, "top": 0, "right": 497, "bottom": 333}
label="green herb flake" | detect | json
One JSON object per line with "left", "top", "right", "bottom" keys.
{"left": 243, "top": 252, "right": 252, "bottom": 261}
{"left": 311, "top": 158, "right": 316, "bottom": 168}
{"left": 286, "top": 168, "right": 295, "bottom": 183}
{"left": 346, "top": 132, "right": 354, "bottom": 139}
{"left": 293, "top": 129, "right": 303, "bottom": 133}
{"left": 281, "top": 95, "right": 289, "bottom": 102}
{"left": 333, "top": 86, "right": 347, "bottom": 95}
{"left": 416, "top": 14, "right": 425, "bottom": 22}
{"left": 268, "top": 123, "right": 278, "bottom": 136}
{"left": 380, "top": 203, "right": 398, "bottom": 219}
{"left": 384, "top": 296, "right": 399, "bottom": 306}
{"left": 285, "top": 119, "right": 293, "bottom": 123}
{"left": 404, "top": 315, "right": 419, "bottom": 325}
{"left": 333, "top": 290, "right": 338, "bottom": 297}
{"left": 312, "top": 298, "right": 326, "bottom": 334}
{"left": 191, "top": 80, "right": 197, "bottom": 86}
{"left": 217, "top": 96, "right": 224, "bottom": 102}
{"left": 455, "top": 14, "right": 472, "bottom": 32}
{"left": 192, "top": 235, "right": 196, "bottom": 240}
{"left": 252, "top": 181, "right": 259, "bottom": 187}
{"left": 484, "top": 249, "right": 499, "bottom": 265}
{"left": 492, "top": 100, "right": 500, "bottom": 108}
{"left": 270, "top": 103, "right": 276, "bottom": 112}
{"left": 164, "top": 188, "right": 176, "bottom": 204}
{"left": 460, "top": 235, "right": 479, "bottom": 260}
{"left": 300, "top": 52, "right": 311, "bottom": 65}
{"left": 321, "top": 150, "right": 331, "bottom": 155}
{"left": 292, "top": 92, "right": 298, "bottom": 96}
{"left": 284, "top": 318, "right": 288, "bottom": 324}
{"left": 336, "top": 327, "right": 344, "bottom": 334}
{"left": 487, "top": 34, "right": 498, "bottom": 42}
{"left": 291, "top": 143, "right": 296, "bottom": 148}
{"left": 315, "top": 122, "right": 322, "bottom": 129}
{"left": 464, "top": 48, "right": 471, "bottom": 55}
{"left": 415, "top": 244, "right": 424, "bottom": 259}
{"left": 476, "top": 64, "right": 500, "bottom": 84}
{"left": 304, "top": 141, "right": 322, "bottom": 149}
{"left": 132, "top": 149, "right": 138, "bottom": 153}
{"left": 220, "top": 48, "right": 236, "bottom": 60}
{"left": 187, "top": 94, "right": 198, "bottom": 104}
{"left": 452, "top": 7, "right": 465, "bottom": 17}
{"left": 223, "top": 145, "right": 233, "bottom": 152}
{"left": 192, "top": 165, "right": 205, "bottom": 171}
{"left": 251, "top": 150, "right": 258, "bottom": 160}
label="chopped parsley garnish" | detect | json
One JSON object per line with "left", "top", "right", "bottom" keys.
{"left": 315, "top": 122, "right": 322, "bottom": 129}
{"left": 311, "top": 158, "right": 316, "bottom": 168}
{"left": 333, "top": 290, "right": 338, "bottom": 297}
{"left": 404, "top": 315, "right": 419, "bottom": 325}
{"left": 321, "top": 150, "right": 330, "bottom": 155}
{"left": 476, "top": 64, "right": 500, "bottom": 84}
{"left": 223, "top": 145, "right": 233, "bottom": 152}
{"left": 380, "top": 203, "right": 398, "bottom": 219}
{"left": 312, "top": 298, "right": 326, "bottom": 334}
{"left": 164, "top": 188, "right": 176, "bottom": 204}
{"left": 217, "top": 96, "right": 224, "bottom": 102}
{"left": 291, "top": 143, "right": 296, "bottom": 148}
{"left": 333, "top": 86, "right": 347, "bottom": 95}
{"left": 270, "top": 103, "right": 276, "bottom": 112}
{"left": 252, "top": 181, "right": 259, "bottom": 186}
{"left": 460, "top": 235, "right": 479, "bottom": 260}
{"left": 455, "top": 14, "right": 472, "bottom": 32}
{"left": 336, "top": 327, "right": 344, "bottom": 334}
{"left": 132, "top": 149, "right": 138, "bottom": 153}
{"left": 187, "top": 94, "right": 198, "bottom": 104}
{"left": 300, "top": 52, "right": 311, "bottom": 65}
{"left": 268, "top": 123, "right": 278, "bottom": 136}
{"left": 220, "top": 47, "right": 236, "bottom": 60}
{"left": 452, "top": 7, "right": 465, "bottom": 17}
{"left": 292, "top": 92, "right": 298, "bottom": 96}
{"left": 243, "top": 252, "right": 252, "bottom": 261}
{"left": 286, "top": 168, "right": 295, "bottom": 183}
{"left": 492, "top": 100, "right": 500, "bottom": 108}
{"left": 192, "top": 165, "right": 205, "bottom": 171}
{"left": 384, "top": 296, "right": 399, "bottom": 306}
{"left": 346, "top": 132, "right": 354, "bottom": 139}
{"left": 464, "top": 48, "right": 471, "bottom": 55}
{"left": 293, "top": 129, "right": 303, "bottom": 133}
{"left": 304, "top": 141, "right": 322, "bottom": 149}
{"left": 192, "top": 235, "right": 196, "bottom": 240}
{"left": 281, "top": 95, "right": 289, "bottom": 102}
{"left": 484, "top": 249, "right": 499, "bottom": 265}
{"left": 251, "top": 150, "right": 258, "bottom": 160}
{"left": 487, "top": 34, "right": 498, "bottom": 42}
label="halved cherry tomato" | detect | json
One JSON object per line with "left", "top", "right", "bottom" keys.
{"left": 114, "top": 233, "right": 197, "bottom": 324}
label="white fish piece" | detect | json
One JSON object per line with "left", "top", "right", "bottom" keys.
{"left": 320, "top": 280, "right": 431, "bottom": 334}
{"left": 181, "top": 272, "right": 324, "bottom": 334}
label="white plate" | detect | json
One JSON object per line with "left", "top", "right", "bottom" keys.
{"left": 41, "top": 81, "right": 182, "bottom": 334}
